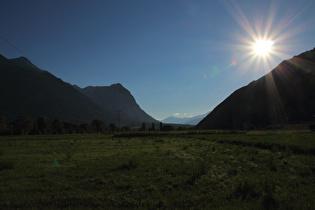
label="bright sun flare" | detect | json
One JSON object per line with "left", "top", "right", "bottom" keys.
{"left": 254, "top": 40, "right": 274, "bottom": 56}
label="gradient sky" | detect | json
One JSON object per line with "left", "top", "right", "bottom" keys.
{"left": 1, "top": 0, "right": 314, "bottom": 120}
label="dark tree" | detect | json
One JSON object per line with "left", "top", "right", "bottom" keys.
{"left": 177, "top": 126, "right": 186, "bottom": 131}
{"left": 150, "top": 122, "right": 155, "bottom": 131}
{"left": 12, "top": 115, "right": 34, "bottom": 135}
{"left": 30, "top": 121, "right": 40, "bottom": 135}
{"left": 80, "top": 123, "right": 93, "bottom": 134}
{"left": 92, "top": 119, "right": 107, "bottom": 134}
{"left": 109, "top": 123, "right": 118, "bottom": 132}
{"left": 160, "top": 122, "right": 163, "bottom": 131}
{"left": 121, "top": 125, "right": 131, "bottom": 132}
{"left": 63, "top": 122, "right": 77, "bottom": 134}
{"left": 0, "top": 115, "right": 7, "bottom": 130}
{"left": 161, "top": 125, "right": 174, "bottom": 131}
{"left": 37, "top": 116, "right": 51, "bottom": 134}
{"left": 52, "top": 119, "right": 64, "bottom": 134}
{"left": 0, "top": 115, "right": 12, "bottom": 135}
{"left": 142, "top": 122, "right": 146, "bottom": 131}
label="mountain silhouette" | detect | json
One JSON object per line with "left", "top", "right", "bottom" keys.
{"left": 196, "top": 48, "right": 315, "bottom": 130}
{"left": 10, "top": 56, "right": 45, "bottom": 72}
{"left": 79, "top": 84, "right": 158, "bottom": 125}
{"left": 0, "top": 55, "right": 155, "bottom": 125}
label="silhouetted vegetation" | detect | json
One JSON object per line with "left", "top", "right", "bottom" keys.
{"left": 121, "top": 125, "right": 131, "bottom": 132}
{"left": 0, "top": 115, "right": 12, "bottom": 135}
{"left": 161, "top": 124, "right": 174, "bottom": 131}
{"left": 37, "top": 116, "right": 51, "bottom": 134}
{"left": 63, "top": 122, "right": 77, "bottom": 134}
{"left": 0, "top": 115, "right": 118, "bottom": 135}
{"left": 91, "top": 119, "right": 108, "bottom": 133}
{"left": 150, "top": 122, "right": 155, "bottom": 131}
{"left": 52, "top": 119, "right": 64, "bottom": 134}
{"left": 141, "top": 122, "right": 146, "bottom": 131}
{"left": 11, "top": 115, "right": 35, "bottom": 135}
{"left": 109, "top": 123, "right": 118, "bottom": 132}
{"left": 113, "top": 129, "right": 245, "bottom": 138}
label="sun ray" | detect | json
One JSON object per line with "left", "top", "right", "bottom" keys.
{"left": 217, "top": 1, "right": 315, "bottom": 127}
{"left": 220, "top": 0, "right": 313, "bottom": 79}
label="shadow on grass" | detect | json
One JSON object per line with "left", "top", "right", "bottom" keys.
{"left": 218, "top": 140, "right": 315, "bottom": 155}
{"left": 113, "top": 159, "right": 139, "bottom": 171}
{"left": 0, "top": 160, "right": 13, "bottom": 171}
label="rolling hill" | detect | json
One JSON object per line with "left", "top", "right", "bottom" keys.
{"left": 196, "top": 48, "right": 315, "bottom": 130}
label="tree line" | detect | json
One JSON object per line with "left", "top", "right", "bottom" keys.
{"left": 0, "top": 115, "right": 132, "bottom": 135}
{"left": 0, "top": 114, "right": 193, "bottom": 136}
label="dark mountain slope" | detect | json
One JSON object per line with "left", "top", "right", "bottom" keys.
{"left": 185, "top": 112, "right": 209, "bottom": 125}
{"left": 0, "top": 55, "right": 115, "bottom": 123}
{"left": 10, "top": 56, "right": 44, "bottom": 72}
{"left": 196, "top": 48, "right": 315, "bottom": 130}
{"left": 80, "top": 84, "right": 158, "bottom": 125}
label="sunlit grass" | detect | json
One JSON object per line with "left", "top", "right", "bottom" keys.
{"left": 0, "top": 132, "right": 314, "bottom": 208}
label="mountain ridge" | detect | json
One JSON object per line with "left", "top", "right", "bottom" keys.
{"left": 10, "top": 56, "right": 45, "bottom": 73}
{"left": 0, "top": 55, "right": 156, "bottom": 125}
{"left": 0, "top": 54, "right": 114, "bottom": 123}
{"left": 196, "top": 48, "right": 315, "bottom": 130}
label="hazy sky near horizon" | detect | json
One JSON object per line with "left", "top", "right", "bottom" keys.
{"left": 1, "top": 0, "right": 314, "bottom": 120}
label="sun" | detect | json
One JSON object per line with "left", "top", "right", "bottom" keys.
{"left": 253, "top": 40, "right": 274, "bottom": 56}
{"left": 220, "top": 0, "right": 305, "bottom": 77}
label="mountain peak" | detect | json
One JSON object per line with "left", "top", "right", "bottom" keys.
{"left": 14, "top": 56, "right": 29, "bottom": 61}
{"left": 84, "top": 83, "right": 124, "bottom": 90}
{"left": 10, "top": 56, "right": 33, "bottom": 65}
{"left": 109, "top": 83, "right": 128, "bottom": 91}
{"left": 111, "top": 83, "right": 123, "bottom": 87}
{"left": 9, "top": 56, "right": 43, "bottom": 72}
{"left": 80, "top": 83, "right": 157, "bottom": 124}
{"left": 196, "top": 47, "right": 315, "bottom": 130}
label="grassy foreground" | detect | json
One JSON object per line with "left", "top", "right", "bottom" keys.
{"left": 0, "top": 131, "right": 314, "bottom": 209}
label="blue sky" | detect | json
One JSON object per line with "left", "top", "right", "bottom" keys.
{"left": 1, "top": 0, "right": 314, "bottom": 120}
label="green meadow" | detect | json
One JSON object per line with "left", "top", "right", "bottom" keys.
{"left": 0, "top": 131, "right": 314, "bottom": 209}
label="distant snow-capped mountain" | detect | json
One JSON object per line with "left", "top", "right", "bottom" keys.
{"left": 162, "top": 112, "right": 209, "bottom": 125}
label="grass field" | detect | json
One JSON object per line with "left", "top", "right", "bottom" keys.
{"left": 0, "top": 131, "right": 314, "bottom": 209}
